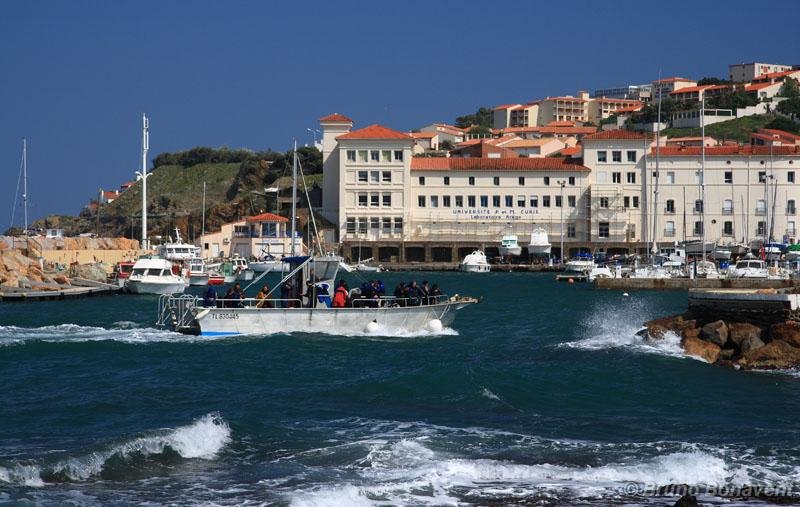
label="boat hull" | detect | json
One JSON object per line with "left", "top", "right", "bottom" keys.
{"left": 188, "top": 274, "right": 209, "bottom": 286}
{"left": 127, "top": 280, "right": 186, "bottom": 295}
{"left": 191, "top": 301, "right": 474, "bottom": 337}
{"left": 459, "top": 263, "right": 490, "bottom": 273}
{"left": 527, "top": 245, "right": 551, "bottom": 256}
{"left": 499, "top": 247, "right": 522, "bottom": 257}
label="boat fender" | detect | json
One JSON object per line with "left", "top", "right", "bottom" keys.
{"left": 364, "top": 320, "right": 381, "bottom": 334}
{"left": 622, "top": 293, "right": 629, "bottom": 297}
{"left": 196, "top": 309, "right": 210, "bottom": 320}
{"left": 427, "top": 319, "right": 443, "bottom": 333}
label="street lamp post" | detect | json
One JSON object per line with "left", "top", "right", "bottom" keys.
{"left": 558, "top": 180, "right": 566, "bottom": 262}
{"left": 306, "top": 128, "right": 321, "bottom": 148}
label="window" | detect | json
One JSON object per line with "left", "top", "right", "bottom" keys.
{"left": 518, "top": 176, "right": 525, "bottom": 186}
{"left": 542, "top": 195, "right": 551, "bottom": 207}
{"left": 382, "top": 171, "right": 391, "bottom": 183}
{"left": 493, "top": 176, "right": 500, "bottom": 186}
{"left": 357, "top": 217, "right": 367, "bottom": 234}
{"left": 358, "top": 150, "right": 368, "bottom": 162}
{"left": 346, "top": 217, "right": 356, "bottom": 234}
{"left": 724, "top": 171, "right": 733, "bottom": 184}
{"left": 505, "top": 195, "right": 513, "bottom": 207}
{"left": 382, "top": 217, "right": 392, "bottom": 232}
{"left": 693, "top": 221, "right": 703, "bottom": 236}
{"left": 430, "top": 196, "right": 439, "bottom": 208}
{"left": 789, "top": 199, "right": 797, "bottom": 215}
{"left": 758, "top": 171, "right": 766, "bottom": 183}
{"left": 567, "top": 223, "right": 576, "bottom": 238}
{"left": 633, "top": 196, "right": 639, "bottom": 208}
{"left": 756, "top": 199, "right": 766, "bottom": 215}
{"left": 480, "top": 195, "right": 488, "bottom": 207}
{"left": 568, "top": 195, "right": 576, "bottom": 207}
{"left": 357, "top": 171, "right": 368, "bottom": 183}
{"left": 492, "top": 195, "right": 501, "bottom": 207}
{"left": 597, "top": 151, "right": 607, "bottom": 162}
{"left": 418, "top": 195, "right": 426, "bottom": 207}
{"left": 789, "top": 171, "right": 796, "bottom": 183}
{"left": 370, "top": 193, "right": 379, "bottom": 207}
{"left": 381, "top": 150, "right": 391, "bottom": 162}
{"left": 393, "top": 150, "right": 404, "bottom": 161}
{"left": 443, "top": 195, "right": 451, "bottom": 207}
{"left": 723, "top": 199, "right": 733, "bottom": 214}
{"left": 612, "top": 172, "right": 621, "bottom": 183}
{"left": 382, "top": 193, "right": 391, "bottom": 207}
{"left": 555, "top": 195, "right": 563, "bottom": 207}
{"left": 468, "top": 195, "right": 476, "bottom": 207}
{"left": 627, "top": 150, "right": 637, "bottom": 162}
{"left": 624, "top": 196, "right": 630, "bottom": 208}
{"left": 544, "top": 176, "right": 550, "bottom": 185}
{"left": 346, "top": 150, "right": 356, "bottom": 162}
{"left": 666, "top": 171, "right": 675, "bottom": 184}
{"left": 612, "top": 151, "right": 622, "bottom": 162}
{"left": 443, "top": 176, "right": 450, "bottom": 186}
{"left": 370, "top": 217, "right": 379, "bottom": 229}
{"left": 370, "top": 150, "right": 380, "bottom": 162}
{"left": 789, "top": 221, "right": 797, "bottom": 235}
{"left": 757, "top": 221, "right": 766, "bottom": 236}
{"left": 599, "top": 222, "right": 610, "bottom": 238}
{"left": 568, "top": 176, "right": 575, "bottom": 185}
{"left": 517, "top": 195, "right": 526, "bottom": 207}
{"left": 694, "top": 199, "right": 703, "bottom": 213}
{"left": 370, "top": 171, "right": 380, "bottom": 183}
{"left": 468, "top": 176, "right": 475, "bottom": 186}
{"left": 665, "top": 199, "right": 675, "bottom": 213}
{"left": 358, "top": 193, "right": 368, "bottom": 207}
{"left": 530, "top": 195, "right": 538, "bottom": 207}
{"left": 665, "top": 221, "right": 675, "bottom": 237}
{"left": 599, "top": 197, "right": 609, "bottom": 208}
{"left": 455, "top": 195, "right": 463, "bottom": 207}
{"left": 627, "top": 172, "right": 636, "bottom": 184}
{"left": 394, "top": 217, "right": 403, "bottom": 233}
{"left": 723, "top": 221, "right": 733, "bottom": 236}
{"left": 419, "top": 176, "right": 425, "bottom": 185}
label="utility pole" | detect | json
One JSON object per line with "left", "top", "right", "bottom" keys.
{"left": 201, "top": 181, "right": 206, "bottom": 241}
{"left": 141, "top": 114, "right": 150, "bottom": 249}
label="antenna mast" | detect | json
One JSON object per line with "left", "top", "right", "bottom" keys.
{"left": 291, "top": 140, "right": 298, "bottom": 257}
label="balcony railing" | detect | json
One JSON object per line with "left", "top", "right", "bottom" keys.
{"left": 664, "top": 229, "right": 676, "bottom": 237}
{"left": 722, "top": 208, "right": 734, "bottom": 215}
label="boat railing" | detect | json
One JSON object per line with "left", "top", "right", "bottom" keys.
{"left": 156, "top": 294, "right": 199, "bottom": 331}
{"left": 200, "top": 294, "right": 452, "bottom": 309}
{"left": 210, "top": 297, "right": 304, "bottom": 308}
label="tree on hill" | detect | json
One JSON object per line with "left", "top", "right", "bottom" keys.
{"left": 631, "top": 97, "right": 677, "bottom": 123}
{"left": 697, "top": 76, "right": 732, "bottom": 86}
{"left": 779, "top": 78, "right": 799, "bottom": 98}
{"left": 777, "top": 97, "right": 800, "bottom": 120}
{"left": 765, "top": 117, "right": 800, "bottom": 134}
{"left": 455, "top": 107, "right": 493, "bottom": 129}
{"left": 439, "top": 140, "right": 454, "bottom": 151}
{"left": 706, "top": 92, "right": 757, "bottom": 110}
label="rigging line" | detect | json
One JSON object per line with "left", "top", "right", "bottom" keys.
{"left": 295, "top": 156, "right": 323, "bottom": 256}
{"left": 10, "top": 143, "right": 24, "bottom": 229}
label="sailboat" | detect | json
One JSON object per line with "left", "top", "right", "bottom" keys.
{"left": 157, "top": 141, "right": 479, "bottom": 337}
{"left": 10, "top": 139, "right": 30, "bottom": 235}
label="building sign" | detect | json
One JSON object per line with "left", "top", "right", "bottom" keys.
{"left": 450, "top": 208, "right": 539, "bottom": 220}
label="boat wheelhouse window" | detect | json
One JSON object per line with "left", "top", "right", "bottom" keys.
{"left": 312, "top": 258, "right": 340, "bottom": 281}
{"left": 346, "top": 218, "right": 356, "bottom": 233}
{"left": 393, "top": 217, "right": 403, "bottom": 233}
{"left": 393, "top": 150, "right": 403, "bottom": 161}
{"left": 382, "top": 171, "right": 391, "bottom": 182}
{"left": 357, "top": 171, "right": 368, "bottom": 183}
{"left": 133, "top": 268, "right": 146, "bottom": 276}
{"left": 347, "top": 150, "right": 356, "bottom": 162}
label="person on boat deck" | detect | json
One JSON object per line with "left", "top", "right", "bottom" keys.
{"left": 430, "top": 284, "right": 442, "bottom": 301}
{"left": 232, "top": 283, "right": 245, "bottom": 308}
{"left": 332, "top": 280, "right": 348, "bottom": 308}
{"left": 420, "top": 280, "right": 431, "bottom": 305}
{"left": 407, "top": 280, "right": 421, "bottom": 306}
{"left": 202, "top": 285, "right": 217, "bottom": 308}
{"left": 222, "top": 287, "right": 236, "bottom": 308}
{"left": 255, "top": 285, "right": 274, "bottom": 308}
{"left": 393, "top": 282, "right": 406, "bottom": 307}
{"left": 303, "top": 281, "right": 316, "bottom": 308}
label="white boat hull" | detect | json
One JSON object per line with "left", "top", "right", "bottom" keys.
{"left": 459, "top": 263, "right": 490, "bottom": 273}
{"left": 250, "top": 261, "right": 282, "bottom": 273}
{"left": 189, "top": 300, "right": 475, "bottom": 337}
{"left": 527, "top": 244, "right": 551, "bottom": 256}
{"left": 499, "top": 246, "right": 522, "bottom": 257}
{"left": 127, "top": 279, "right": 186, "bottom": 295}
{"left": 188, "top": 274, "right": 209, "bottom": 286}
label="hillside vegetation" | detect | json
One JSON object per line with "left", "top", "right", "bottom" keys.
{"left": 661, "top": 114, "right": 791, "bottom": 143}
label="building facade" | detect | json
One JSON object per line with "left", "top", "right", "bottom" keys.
{"left": 729, "top": 62, "right": 794, "bottom": 82}
{"left": 198, "top": 212, "right": 299, "bottom": 259}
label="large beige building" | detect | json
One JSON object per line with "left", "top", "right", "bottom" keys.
{"left": 493, "top": 93, "right": 641, "bottom": 129}
{"left": 729, "top": 62, "right": 794, "bottom": 82}
{"left": 320, "top": 115, "right": 800, "bottom": 262}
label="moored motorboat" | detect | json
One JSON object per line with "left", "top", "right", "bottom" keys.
{"left": 499, "top": 235, "right": 522, "bottom": 257}
{"left": 459, "top": 250, "right": 491, "bottom": 273}
{"left": 125, "top": 256, "right": 186, "bottom": 295}
{"left": 527, "top": 228, "right": 551, "bottom": 257}
{"left": 187, "top": 257, "right": 209, "bottom": 286}
{"left": 231, "top": 255, "right": 254, "bottom": 282}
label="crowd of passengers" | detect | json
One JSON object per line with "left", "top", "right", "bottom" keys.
{"left": 202, "top": 279, "right": 444, "bottom": 309}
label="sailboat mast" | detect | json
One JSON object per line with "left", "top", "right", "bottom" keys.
{"left": 201, "top": 181, "right": 206, "bottom": 241}
{"left": 700, "top": 98, "right": 706, "bottom": 262}
{"left": 291, "top": 140, "right": 298, "bottom": 257}
{"left": 650, "top": 84, "right": 662, "bottom": 261}
{"left": 22, "top": 138, "right": 28, "bottom": 233}
{"left": 141, "top": 114, "right": 150, "bottom": 249}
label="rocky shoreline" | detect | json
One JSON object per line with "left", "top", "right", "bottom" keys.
{"left": 641, "top": 311, "right": 800, "bottom": 370}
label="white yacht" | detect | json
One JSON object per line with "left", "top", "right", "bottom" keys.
{"left": 459, "top": 250, "right": 491, "bottom": 273}
{"left": 499, "top": 235, "right": 522, "bottom": 257}
{"left": 231, "top": 255, "right": 254, "bottom": 282}
{"left": 727, "top": 257, "right": 768, "bottom": 279}
{"left": 689, "top": 260, "right": 721, "bottom": 279}
{"left": 354, "top": 257, "right": 383, "bottom": 273}
{"left": 527, "top": 228, "right": 551, "bottom": 256}
{"left": 250, "top": 254, "right": 283, "bottom": 273}
{"left": 125, "top": 256, "right": 186, "bottom": 295}
{"left": 587, "top": 265, "right": 614, "bottom": 282}
{"left": 187, "top": 258, "right": 209, "bottom": 286}
{"left": 564, "top": 253, "right": 596, "bottom": 275}
{"left": 158, "top": 229, "right": 200, "bottom": 262}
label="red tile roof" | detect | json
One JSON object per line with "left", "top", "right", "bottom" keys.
{"left": 409, "top": 131, "right": 438, "bottom": 139}
{"left": 653, "top": 77, "right": 694, "bottom": 83}
{"left": 669, "top": 84, "right": 731, "bottom": 95}
{"left": 559, "top": 146, "right": 583, "bottom": 156}
{"left": 319, "top": 113, "right": 353, "bottom": 123}
{"left": 500, "top": 126, "right": 598, "bottom": 135}
{"left": 760, "top": 129, "right": 800, "bottom": 141}
{"left": 411, "top": 157, "right": 589, "bottom": 172}
{"left": 653, "top": 145, "right": 800, "bottom": 156}
{"left": 102, "top": 191, "right": 118, "bottom": 199}
{"left": 546, "top": 120, "right": 576, "bottom": 127}
{"left": 246, "top": 212, "right": 288, "bottom": 223}
{"left": 754, "top": 69, "right": 800, "bottom": 80}
{"left": 336, "top": 124, "right": 412, "bottom": 141}
{"left": 492, "top": 103, "right": 521, "bottom": 110}
{"left": 613, "top": 105, "right": 643, "bottom": 114}
{"left": 583, "top": 129, "right": 649, "bottom": 141}
{"left": 745, "top": 82, "right": 777, "bottom": 91}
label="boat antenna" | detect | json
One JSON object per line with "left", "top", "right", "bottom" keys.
{"left": 291, "top": 139, "right": 298, "bottom": 257}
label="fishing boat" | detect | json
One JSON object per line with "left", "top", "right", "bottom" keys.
{"left": 231, "top": 255, "right": 254, "bottom": 282}
{"left": 125, "top": 256, "right": 186, "bottom": 295}
{"left": 109, "top": 261, "right": 135, "bottom": 288}
{"left": 527, "top": 228, "right": 551, "bottom": 256}
{"left": 564, "top": 253, "right": 596, "bottom": 275}
{"left": 459, "top": 250, "right": 491, "bottom": 273}
{"left": 187, "top": 258, "right": 209, "bottom": 286}
{"left": 158, "top": 229, "right": 200, "bottom": 262}
{"left": 499, "top": 235, "right": 522, "bottom": 257}
{"left": 727, "top": 256, "right": 768, "bottom": 279}
{"left": 156, "top": 142, "right": 479, "bottom": 337}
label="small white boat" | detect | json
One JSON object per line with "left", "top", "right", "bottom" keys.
{"left": 187, "top": 257, "right": 209, "bottom": 286}
{"left": 459, "top": 250, "right": 491, "bottom": 273}
{"left": 711, "top": 245, "right": 732, "bottom": 261}
{"left": 564, "top": 254, "right": 596, "bottom": 275}
{"left": 527, "top": 228, "right": 551, "bottom": 256}
{"left": 629, "top": 265, "right": 672, "bottom": 279}
{"left": 158, "top": 229, "right": 200, "bottom": 262}
{"left": 354, "top": 258, "right": 383, "bottom": 273}
{"left": 588, "top": 265, "right": 613, "bottom": 282}
{"left": 250, "top": 254, "right": 283, "bottom": 273}
{"left": 689, "top": 260, "right": 721, "bottom": 279}
{"left": 125, "top": 256, "right": 186, "bottom": 295}
{"left": 727, "top": 256, "right": 768, "bottom": 279}
{"left": 499, "top": 235, "right": 522, "bottom": 257}
{"left": 231, "top": 255, "right": 254, "bottom": 282}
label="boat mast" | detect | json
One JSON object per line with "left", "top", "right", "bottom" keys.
{"left": 700, "top": 97, "right": 706, "bottom": 262}
{"left": 22, "top": 138, "right": 28, "bottom": 233}
{"left": 650, "top": 83, "right": 662, "bottom": 262}
{"left": 141, "top": 114, "right": 150, "bottom": 249}
{"left": 201, "top": 181, "right": 206, "bottom": 241}
{"left": 768, "top": 143, "right": 776, "bottom": 244}
{"left": 291, "top": 139, "right": 297, "bottom": 257}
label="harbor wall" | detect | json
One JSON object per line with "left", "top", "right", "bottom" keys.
{"left": 595, "top": 278, "right": 800, "bottom": 291}
{"left": 40, "top": 249, "right": 146, "bottom": 267}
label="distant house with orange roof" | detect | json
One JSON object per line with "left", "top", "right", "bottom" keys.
{"left": 651, "top": 77, "right": 697, "bottom": 99}
{"left": 408, "top": 131, "right": 439, "bottom": 152}
{"left": 418, "top": 123, "right": 465, "bottom": 145}
{"left": 197, "top": 212, "right": 300, "bottom": 259}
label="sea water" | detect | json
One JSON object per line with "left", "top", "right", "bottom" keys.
{"left": 1, "top": 272, "right": 799, "bottom": 505}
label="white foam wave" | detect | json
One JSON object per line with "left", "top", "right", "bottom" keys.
{"left": 0, "top": 413, "right": 230, "bottom": 486}
{"left": 0, "top": 323, "right": 208, "bottom": 347}
{"left": 480, "top": 387, "right": 501, "bottom": 401}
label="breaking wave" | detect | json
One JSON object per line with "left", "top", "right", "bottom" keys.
{"left": 0, "top": 323, "right": 208, "bottom": 347}
{"left": 0, "top": 413, "right": 230, "bottom": 486}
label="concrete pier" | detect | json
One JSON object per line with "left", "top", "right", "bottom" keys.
{"left": 594, "top": 278, "right": 800, "bottom": 291}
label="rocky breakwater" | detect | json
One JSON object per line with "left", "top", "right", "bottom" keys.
{"left": 641, "top": 312, "right": 800, "bottom": 370}
{"left": 0, "top": 247, "right": 72, "bottom": 290}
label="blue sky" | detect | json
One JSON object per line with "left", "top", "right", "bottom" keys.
{"left": 2, "top": 0, "right": 799, "bottom": 222}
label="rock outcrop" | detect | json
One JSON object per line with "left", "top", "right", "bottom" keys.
{"left": 0, "top": 249, "right": 71, "bottom": 289}
{"left": 682, "top": 336, "right": 721, "bottom": 363}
